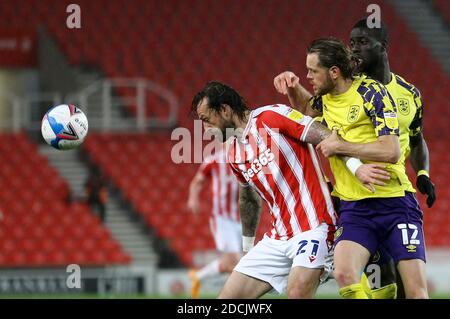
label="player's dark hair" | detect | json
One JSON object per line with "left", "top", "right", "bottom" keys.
{"left": 307, "top": 38, "right": 355, "bottom": 79}
{"left": 191, "top": 81, "right": 248, "bottom": 120}
{"left": 352, "top": 18, "right": 389, "bottom": 44}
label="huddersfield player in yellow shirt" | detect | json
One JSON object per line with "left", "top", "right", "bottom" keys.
{"left": 273, "top": 38, "right": 428, "bottom": 299}
{"left": 349, "top": 18, "right": 436, "bottom": 299}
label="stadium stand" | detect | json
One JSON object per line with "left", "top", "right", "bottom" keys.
{"left": 0, "top": 132, "right": 131, "bottom": 267}
{"left": 0, "top": 0, "right": 448, "bottom": 267}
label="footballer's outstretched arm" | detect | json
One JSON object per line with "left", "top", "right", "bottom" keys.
{"left": 304, "top": 121, "right": 357, "bottom": 161}
{"left": 317, "top": 133, "right": 401, "bottom": 164}
{"left": 274, "top": 71, "right": 321, "bottom": 117}
{"left": 303, "top": 120, "right": 333, "bottom": 146}
{"left": 303, "top": 121, "right": 391, "bottom": 190}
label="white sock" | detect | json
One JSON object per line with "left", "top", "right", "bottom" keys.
{"left": 197, "top": 259, "right": 221, "bottom": 281}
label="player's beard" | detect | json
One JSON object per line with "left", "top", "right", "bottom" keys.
{"left": 214, "top": 118, "right": 236, "bottom": 143}
{"left": 316, "top": 73, "right": 335, "bottom": 96}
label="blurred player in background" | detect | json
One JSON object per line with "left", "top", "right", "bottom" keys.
{"left": 349, "top": 18, "right": 436, "bottom": 299}
{"left": 191, "top": 81, "right": 385, "bottom": 299}
{"left": 187, "top": 144, "right": 242, "bottom": 299}
{"left": 85, "top": 166, "right": 108, "bottom": 222}
{"left": 273, "top": 38, "right": 428, "bottom": 298}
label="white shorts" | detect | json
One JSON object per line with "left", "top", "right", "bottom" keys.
{"left": 234, "top": 223, "right": 333, "bottom": 294}
{"left": 209, "top": 215, "right": 242, "bottom": 253}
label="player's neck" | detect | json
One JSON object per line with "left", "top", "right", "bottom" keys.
{"left": 367, "top": 57, "right": 391, "bottom": 84}
{"left": 330, "top": 78, "right": 353, "bottom": 96}
{"left": 232, "top": 111, "right": 251, "bottom": 139}
{"left": 234, "top": 111, "right": 251, "bottom": 130}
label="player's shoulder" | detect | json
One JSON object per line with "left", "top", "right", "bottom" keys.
{"left": 251, "top": 104, "right": 292, "bottom": 119}
{"left": 358, "top": 76, "right": 386, "bottom": 93}
{"left": 249, "top": 104, "right": 295, "bottom": 126}
{"left": 392, "top": 73, "right": 421, "bottom": 98}
{"left": 356, "top": 76, "right": 390, "bottom": 104}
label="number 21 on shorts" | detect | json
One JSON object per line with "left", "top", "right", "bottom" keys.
{"left": 296, "top": 239, "right": 319, "bottom": 262}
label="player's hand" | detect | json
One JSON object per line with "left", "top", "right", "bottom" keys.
{"left": 273, "top": 71, "right": 300, "bottom": 95}
{"left": 316, "top": 130, "right": 341, "bottom": 157}
{"left": 416, "top": 175, "right": 436, "bottom": 208}
{"left": 355, "top": 164, "right": 391, "bottom": 193}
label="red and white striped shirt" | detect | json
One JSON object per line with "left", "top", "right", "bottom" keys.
{"left": 227, "top": 104, "right": 337, "bottom": 240}
{"left": 198, "top": 150, "right": 240, "bottom": 222}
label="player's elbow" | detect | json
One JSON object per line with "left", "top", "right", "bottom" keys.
{"left": 379, "top": 136, "right": 401, "bottom": 163}
{"left": 385, "top": 147, "right": 400, "bottom": 163}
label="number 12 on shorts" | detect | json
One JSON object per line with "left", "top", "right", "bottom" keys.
{"left": 397, "top": 223, "right": 420, "bottom": 245}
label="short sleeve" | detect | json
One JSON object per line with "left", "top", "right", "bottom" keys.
{"left": 257, "top": 107, "right": 314, "bottom": 142}
{"left": 361, "top": 82, "right": 400, "bottom": 137}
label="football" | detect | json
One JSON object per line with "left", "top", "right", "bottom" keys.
{"left": 41, "top": 104, "right": 89, "bottom": 150}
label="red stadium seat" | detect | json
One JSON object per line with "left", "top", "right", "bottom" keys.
{"left": 0, "top": 132, "right": 131, "bottom": 268}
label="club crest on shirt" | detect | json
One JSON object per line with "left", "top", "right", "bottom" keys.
{"left": 287, "top": 109, "right": 304, "bottom": 122}
{"left": 397, "top": 98, "right": 410, "bottom": 115}
{"left": 347, "top": 105, "right": 360, "bottom": 123}
{"left": 383, "top": 111, "right": 399, "bottom": 129}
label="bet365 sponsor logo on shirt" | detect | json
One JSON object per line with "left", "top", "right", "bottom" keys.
{"left": 242, "top": 148, "right": 275, "bottom": 182}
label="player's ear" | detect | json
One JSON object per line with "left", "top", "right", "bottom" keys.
{"left": 381, "top": 40, "right": 388, "bottom": 52}
{"left": 329, "top": 66, "right": 339, "bottom": 80}
{"left": 221, "top": 104, "right": 232, "bottom": 118}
